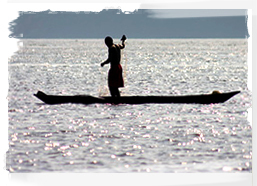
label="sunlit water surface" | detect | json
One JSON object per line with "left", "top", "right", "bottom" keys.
{"left": 7, "top": 39, "right": 251, "bottom": 173}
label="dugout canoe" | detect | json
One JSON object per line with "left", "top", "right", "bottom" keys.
{"left": 34, "top": 90, "right": 240, "bottom": 105}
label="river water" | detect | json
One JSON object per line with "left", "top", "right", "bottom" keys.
{"left": 7, "top": 39, "right": 251, "bottom": 173}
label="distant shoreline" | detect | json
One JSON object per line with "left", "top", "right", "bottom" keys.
{"left": 9, "top": 10, "right": 249, "bottom": 39}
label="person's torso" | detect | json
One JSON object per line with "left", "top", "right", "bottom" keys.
{"left": 109, "top": 44, "right": 121, "bottom": 66}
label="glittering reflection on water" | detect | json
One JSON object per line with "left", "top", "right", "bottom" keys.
{"left": 7, "top": 39, "right": 251, "bottom": 173}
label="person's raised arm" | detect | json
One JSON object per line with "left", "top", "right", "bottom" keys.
{"left": 120, "top": 35, "right": 126, "bottom": 49}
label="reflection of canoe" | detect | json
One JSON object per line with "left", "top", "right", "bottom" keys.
{"left": 34, "top": 90, "right": 240, "bottom": 105}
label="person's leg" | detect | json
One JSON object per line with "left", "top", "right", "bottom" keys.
{"left": 115, "top": 88, "right": 120, "bottom": 97}
{"left": 109, "top": 87, "right": 115, "bottom": 97}
{"left": 109, "top": 87, "right": 120, "bottom": 97}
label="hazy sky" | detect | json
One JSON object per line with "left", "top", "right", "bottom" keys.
{"left": 5, "top": 0, "right": 253, "bottom": 20}
{"left": 147, "top": 9, "right": 247, "bottom": 18}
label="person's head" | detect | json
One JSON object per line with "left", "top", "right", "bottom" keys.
{"left": 105, "top": 36, "right": 113, "bottom": 47}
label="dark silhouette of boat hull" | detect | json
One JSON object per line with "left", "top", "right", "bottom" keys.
{"left": 34, "top": 90, "right": 240, "bottom": 105}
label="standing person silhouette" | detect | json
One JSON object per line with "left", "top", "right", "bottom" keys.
{"left": 101, "top": 35, "right": 126, "bottom": 97}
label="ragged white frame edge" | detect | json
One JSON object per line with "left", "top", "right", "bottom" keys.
{"left": 1, "top": 1, "right": 255, "bottom": 186}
